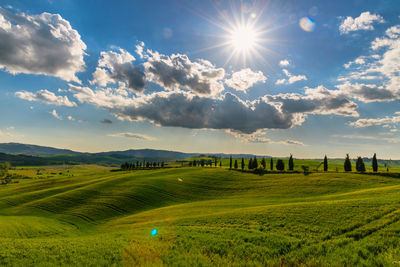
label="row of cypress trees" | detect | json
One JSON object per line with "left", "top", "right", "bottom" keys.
{"left": 228, "top": 153, "right": 379, "bottom": 173}
{"left": 228, "top": 155, "right": 294, "bottom": 171}
{"left": 121, "top": 161, "right": 164, "bottom": 170}
{"left": 344, "top": 153, "right": 378, "bottom": 172}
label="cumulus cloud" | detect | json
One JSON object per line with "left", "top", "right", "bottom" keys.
{"left": 336, "top": 82, "right": 397, "bottom": 102}
{"left": 108, "top": 132, "right": 156, "bottom": 141}
{"left": 69, "top": 82, "right": 358, "bottom": 134}
{"left": 226, "top": 130, "right": 304, "bottom": 145}
{"left": 50, "top": 109, "right": 62, "bottom": 120}
{"left": 279, "top": 59, "right": 290, "bottom": 67}
{"left": 349, "top": 114, "right": 400, "bottom": 128}
{"left": 15, "top": 89, "right": 77, "bottom": 107}
{"left": 91, "top": 48, "right": 146, "bottom": 92}
{"left": 224, "top": 68, "right": 266, "bottom": 92}
{"left": 337, "top": 24, "right": 400, "bottom": 102}
{"left": 0, "top": 8, "right": 86, "bottom": 82}
{"left": 339, "top": 11, "right": 384, "bottom": 34}
{"left": 143, "top": 51, "right": 225, "bottom": 95}
{"left": 69, "top": 84, "right": 134, "bottom": 108}
{"left": 275, "top": 69, "right": 307, "bottom": 85}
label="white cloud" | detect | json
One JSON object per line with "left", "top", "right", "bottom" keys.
{"left": 70, "top": 81, "right": 358, "bottom": 134}
{"left": 275, "top": 69, "right": 307, "bottom": 85}
{"left": 135, "top": 42, "right": 145, "bottom": 59}
{"left": 225, "top": 68, "right": 266, "bottom": 92}
{"left": 91, "top": 48, "right": 146, "bottom": 92}
{"left": 339, "top": 11, "right": 384, "bottom": 34}
{"left": 50, "top": 109, "right": 62, "bottom": 120}
{"left": 15, "top": 89, "right": 77, "bottom": 107}
{"left": 67, "top": 116, "right": 75, "bottom": 121}
{"left": 108, "top": 132, "right": 156, "bottom": 141}
{"left": 0, "top": 8, "right": 86, "bottom": 82}
{"left": 143, "top": 51, "right": 225, "bottom": 95}
{"left": 69, "top": 84, "right": 134, "bottom": 109}
{"left": 226, "top": 130, "right": 304, "bottom": 145}
{"left": 279, "top": 59, "right": 290, "bottom": 67}
{"left": 337, "top": 24, "right": 400, "bottom": 102}
{"left": 349, "top": 114, "right": 400, "bottom": 128}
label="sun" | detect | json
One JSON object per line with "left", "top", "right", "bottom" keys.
{"left": 229, "top": 24, "right": 258, "bottom": 53}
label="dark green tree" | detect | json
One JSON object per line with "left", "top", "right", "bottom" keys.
{"left": 241, "top": 158, "right": 245, "bottom": 171}
{"left": 193, "top": 160, "right": 197, "bottom": 167}
{"left": 201, "top": 159, "right": 205, "bottom": 167}
{"left": 288, "top": 154, "right": 294, "bottom": 171}
{"left": 276, "top": 159, "right": 285, "bottom": 171}
{"left": 229, "top": 156, "right": 232, "bottom": 169}
{"left": 323, "top": 155, "right": 328, "bottom": 172}
{"left": 344, "top": 154, "right": 352, "bottom": 172}
{"left": 219, "top": 161, "right": 222, "bottom": 167}
{"left": 372, "top": 153, "right": 378, "bottom": 172}
{"left": 356, "top": 157, "right": 366, "bottom": 172}
{"left": 270, "top": 158, "right": 273, "bottom": 171}
{"left": 252, "top": 156, "right": 258, "bottom": 169}
{"left": 248, "top": 158, "right": 253, "bottom": 170}
{"left": 234, "top": 160, "right": 238, "bottom": 169}
{"left": 260, "top": 158, "right": 266, "bottom": 169}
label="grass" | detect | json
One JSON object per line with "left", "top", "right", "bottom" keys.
{"left": 1, "top": 164, "right": 400, "bottom": 266}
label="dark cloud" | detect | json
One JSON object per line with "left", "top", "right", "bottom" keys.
{"left": 100, "top": 119, "right": 113, "bottom": 124}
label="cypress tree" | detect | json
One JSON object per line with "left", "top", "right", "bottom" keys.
{"left": 323, "top": 155, "right": 328, "bottom": 172}
{"left": 229, "top": 156, "right": 232, "bottom": 169}
{"left": 344, "top": 154, "right": 352, "bottom": 172}
{"left": 372, "top": 153, "right": 378, "bottom": 172}
{"left": 241, "top": 158, "right": 244, "bottom": 171}
{"left": 288, "top": 154, "right": 294, "bottom": 171}
{"left": 276, "top": 159, "right": 285, "bottom": 171}
{"left": 356, "top": 157, "right": 366, "bottom": 172}
{"left": 270, "top": 158, "right": 273, "bottom": 171}
{"left": 253, "top": 156, "right": 258, "bottom": 169}
{"left": 219, "top": 161, "right": 222, "bottom": 167}
{"left": 260, "top": 158, "right": 266, "bottom": 169}
{"left": 248, "top": 158, "right": 253, "bottom": 169}
{"left": 234, "top": 160, "right": 238, "bottom": 169}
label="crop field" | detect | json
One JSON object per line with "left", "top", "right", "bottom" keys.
{"left": 1, "top": 164, "right": 400, "bottom": 266}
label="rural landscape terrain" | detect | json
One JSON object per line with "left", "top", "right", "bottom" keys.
{"left": 1, "top": 0, "right": 400, "bottom": 266}
{"left": 1, "top": 143, "right": 400, "bottom": 266}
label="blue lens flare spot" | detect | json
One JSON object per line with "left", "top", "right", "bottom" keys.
{"left": 151, "top": 228, "right": 157, "bottom": 236}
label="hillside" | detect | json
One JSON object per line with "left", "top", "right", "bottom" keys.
{"left": 1, "top": 166, "right": 400, "bottom": 265}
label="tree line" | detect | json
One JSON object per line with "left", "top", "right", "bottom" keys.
{"left": 121, "top": 161, "right": 165, "bottom": 170}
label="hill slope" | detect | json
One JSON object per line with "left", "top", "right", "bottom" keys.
{"left": 1, "top": 166, "right": 400, "bottom": 265}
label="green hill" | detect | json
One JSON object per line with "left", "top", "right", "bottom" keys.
{"left": 1, "top": 166, "right": 400, "bottom": 266}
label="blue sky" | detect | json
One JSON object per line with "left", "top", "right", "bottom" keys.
{"left": 0, "top": 0, "right": 400, "bottom": 158}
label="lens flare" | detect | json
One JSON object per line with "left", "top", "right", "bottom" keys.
{"left": 299, "top": 17, "right": 316, "bottom": 32}
{"left": 151, "top": 228, "right": 158, "bottom": 236}
{"left": 177, "top": 178, "right": 183, "bottom": 182}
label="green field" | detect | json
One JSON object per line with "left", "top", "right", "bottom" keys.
{"left": 1, "top": 164, "right": 400, "bottom": 266}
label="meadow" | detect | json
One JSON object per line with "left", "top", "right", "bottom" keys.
{"left": 1, "top": 163, "right": 400, "bottom": 266}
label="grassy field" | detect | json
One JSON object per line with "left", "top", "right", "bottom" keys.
{"left": 1, "top": 164, "right": 400, "bottom": 266}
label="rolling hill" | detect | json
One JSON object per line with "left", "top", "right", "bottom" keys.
{"left": 1, "top": 166, "right": 400, "bottom": 265}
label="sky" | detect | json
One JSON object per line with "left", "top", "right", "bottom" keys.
{"left": 0, "top": 0, "right": 400, "bottom": 158}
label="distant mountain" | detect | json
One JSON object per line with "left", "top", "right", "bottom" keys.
{"left": 98, "top": 149, "right": 198, "bottom": 160}
{"left": 0, "top": 143, "right": 82, "bottom": 156}
{"left": 0, "top": 143, "right": 274, "bottom": 167}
